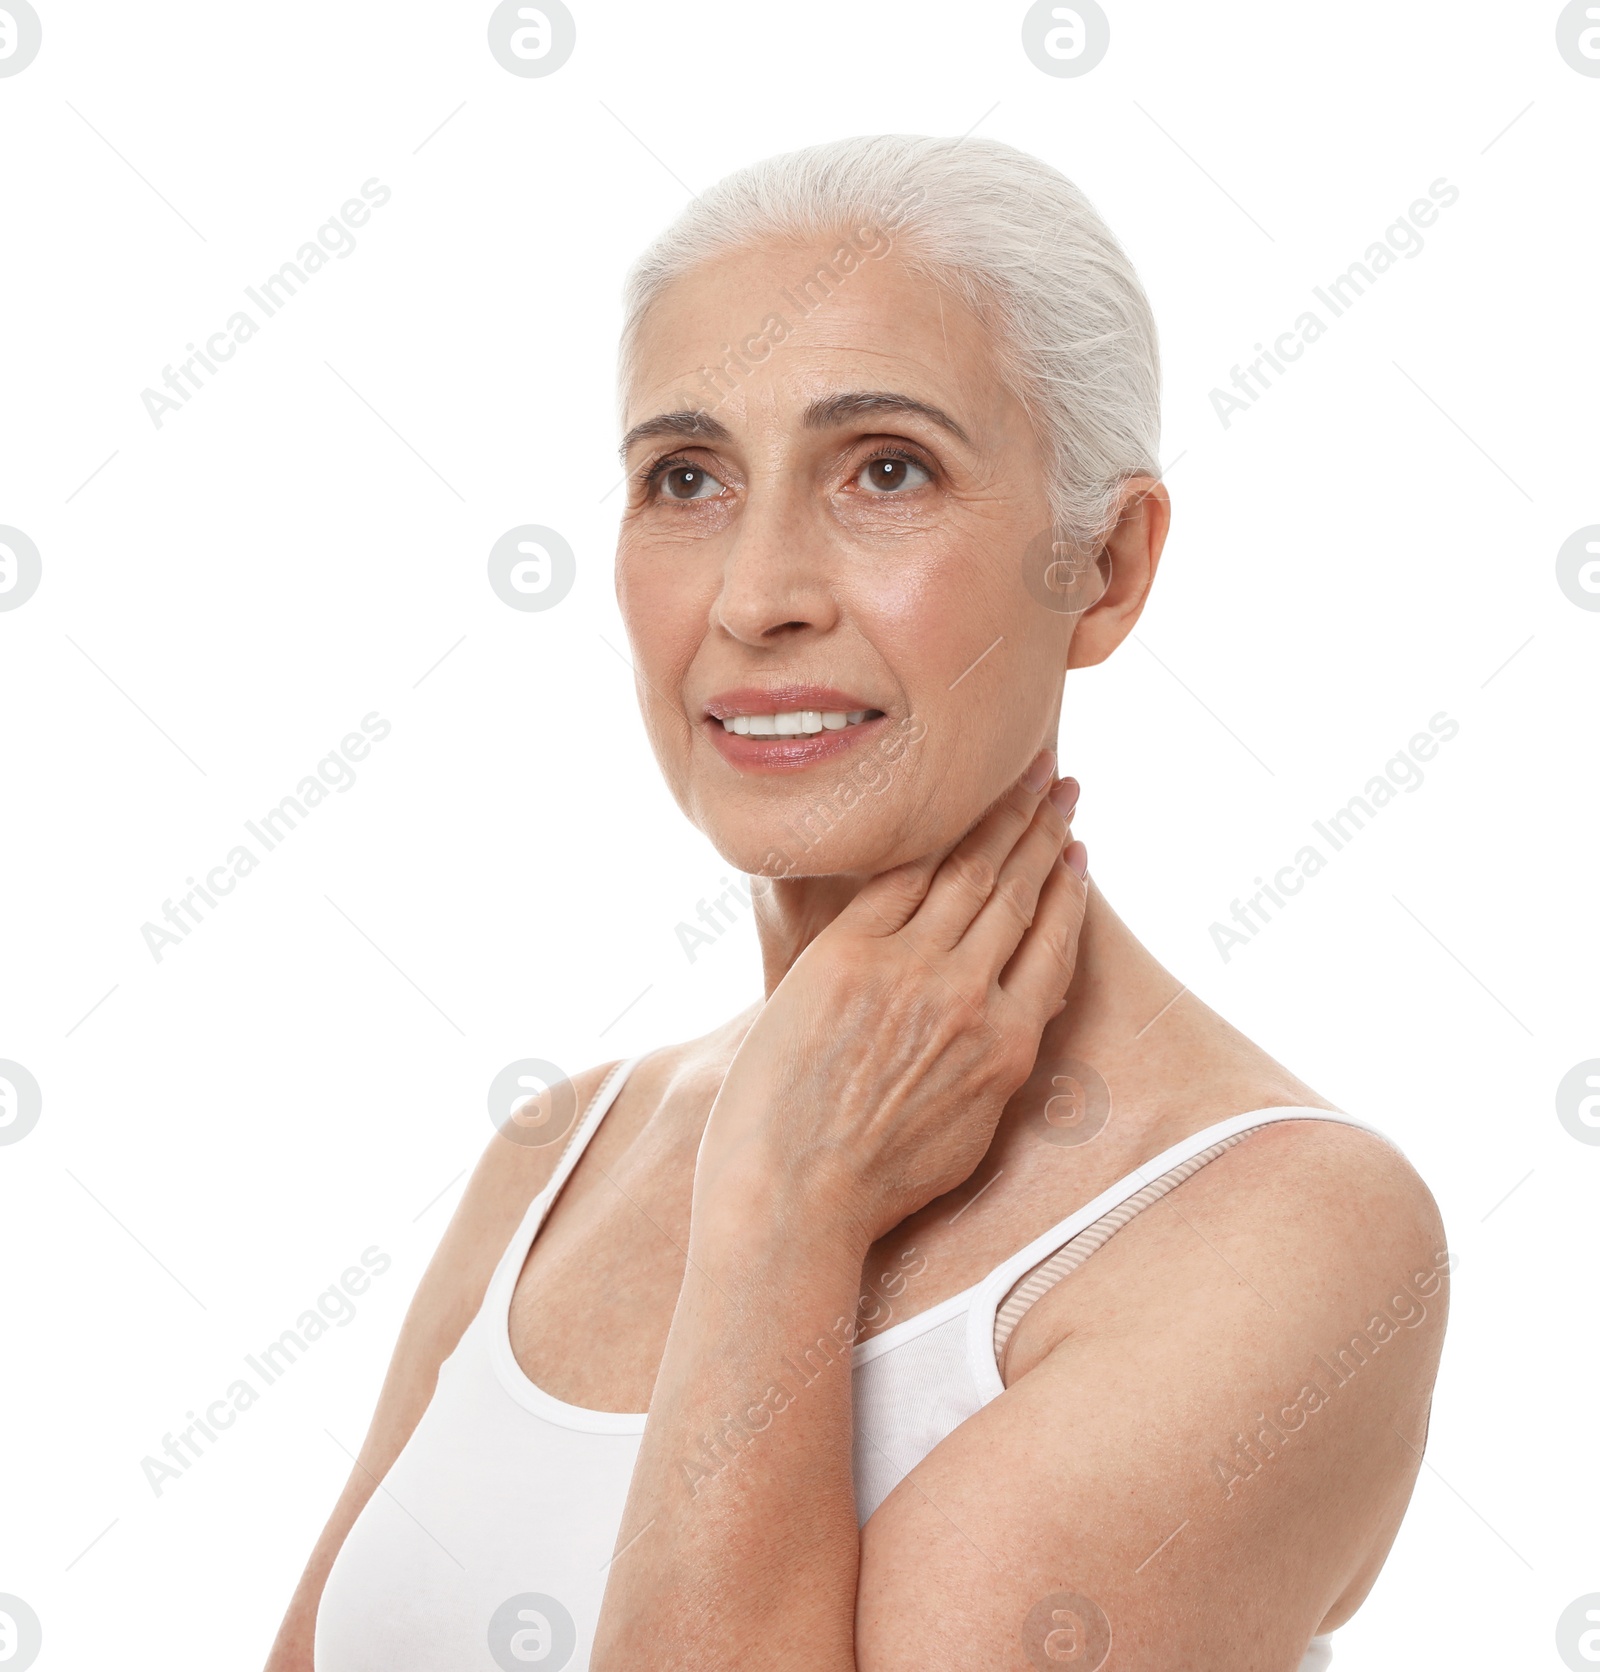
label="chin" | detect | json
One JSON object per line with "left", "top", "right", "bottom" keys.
{"left": 694, "top": 805, "right": 922, "bottom": 884}
{"left": 684, "top": 713, "right": 939, "bottom": 879}
{"left": 706, "top": 831, "right": 857, "bottom": 883}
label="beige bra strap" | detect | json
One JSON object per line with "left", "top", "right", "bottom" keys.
{"left": 992, "top": 1128, "right": 1258, "bottom": 1367}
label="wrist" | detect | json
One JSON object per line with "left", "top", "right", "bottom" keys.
{"left": 682, "top": 1211, "right": 872, "bottom": 1372}
{"left": 689, "top": 1151, "right": 873, "bottom": 1275}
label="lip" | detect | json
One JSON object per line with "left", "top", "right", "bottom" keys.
{"left": 702, "top": 684, "right": 888, "bottom": 775}
{"left": 704, "top": 684, "right": 881, "bottom": 720}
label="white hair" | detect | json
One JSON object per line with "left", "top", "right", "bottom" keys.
{"left": 618, "top": 133, "right": 1161, "bottom": 549}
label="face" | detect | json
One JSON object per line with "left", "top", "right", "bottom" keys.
{"left": 615, "top": 236, "right": 1160, "bottom": 881}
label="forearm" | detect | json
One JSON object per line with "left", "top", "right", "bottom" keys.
{"left": 262, "top": 1472, "right": 378, "bottom": 1670}
{"left": 591, "top": 1181, "right": 868, "bottom": 1672}
{"left": 588, "top": 764, "right": 1081, "bottom": 1667}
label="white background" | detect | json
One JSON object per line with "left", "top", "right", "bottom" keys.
{"left": 1, "top": 1, "right": 1596, "bottom": 1667}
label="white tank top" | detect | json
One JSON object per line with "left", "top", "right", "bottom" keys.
{"left": 315, "top": 1056, "right": 1368, "bottom": 1670}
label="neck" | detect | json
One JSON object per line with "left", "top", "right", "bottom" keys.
{"left": 751, "top": 871, "right": 864, "bottom": 996}
{"left": 738, "top": 851, "right": 1309, "bottom": 1183}
{"left": 751, "top": 868, "right": 1191, "bottom": 1086}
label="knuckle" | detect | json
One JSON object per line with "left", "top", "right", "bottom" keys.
{"left": 946, "top": 852, "right": 997, "bottom": 899}
{"left": 939, "top": 973, "right": 991, "bottom": 1027}
{"left": 995, "top": 876, "right": 1038, "bottom": 926}
{"left": 883, "top": 864, "right": 933, "bottom": 908}
{"left": 855, "top": 860, "right": 932, "bottom": 925}
{"left": 991, "top": 1033, "right": 1034, "bottom": 1089}
{"left": 888, "top": 856, "right": 935, "bottom": 894}
{"left": 939, "top": 969, "right": 986, "bottom": 1015}
{"left": 1040, "top": 897, "right": 1075, "bottom": 952}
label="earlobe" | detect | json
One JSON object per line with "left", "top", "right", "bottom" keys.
{"left": 1063, "top": 545, "right": 1129, "bottom": 670}
{"left": 1065, "top": 480, "right": 1168, "bottom": 669}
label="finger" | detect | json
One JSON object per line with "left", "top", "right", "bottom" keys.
{"left": 838, "top": 853, "right": 942, "bottom": 937}
{"left": 997, "top": 842, "right": 1089, "bottom": 1019}
{"left": 1054, "top": 774, "right": 1080, "bottom": 827}
{"left": 957, "top": 787, "right": 1075, "bottom": 975}
{"left": 907, "top": 748, "right": 1056, "bottom": 950}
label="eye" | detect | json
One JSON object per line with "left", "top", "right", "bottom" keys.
{"left": 651, "top": 461, "right": 725, "bottom": 501}
{"left": 855, "top": 452, "right": 932, "bottom": 494}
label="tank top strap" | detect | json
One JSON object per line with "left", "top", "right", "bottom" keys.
{"left": 965, "top": 1105, "right": 1395, "bottom": 1399}
{"left": 539, "top": 1055, "right": 644, "bottom": 1207}
{"left": 468, "top": 1054, "right": 648, "bottom": 1375}
{"left": 493, "top": 1054, "right": 646, "bottom": 1271}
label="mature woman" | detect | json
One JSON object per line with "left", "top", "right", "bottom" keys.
{"left": 269, "top": 135, "right": 1446, "bottom": 1671}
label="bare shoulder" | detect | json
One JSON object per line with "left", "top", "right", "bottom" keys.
{"left": 260, "top": 1048, "right": 676, "bottom": 1669}
{"left": 273, "top": 1026, "right": 748, "bottom": 1666}
{"left": 857, "top": 1117, "right": 1449, "bottom": 1667}
{"left": 1002, "top": 1098, "right": 1448, "bottom": 1367}
{"left": 1169, "top": 1114, "right": 1448, "bottom": 1302}
{"left": 455, "top": 1058, "right": 631, "bottom": 1249}
{"left": 360, "top": 1055, "right": 663, "bottom": 1440}
{"left": 1040, "top": 1113, "right": 1450, "bottom": 1370}
{"left": 387, "top": 1057, "right": 633, "bottom": 1360}
{"left": 465, "top": 1009, "right": 754, "bottom": 1241}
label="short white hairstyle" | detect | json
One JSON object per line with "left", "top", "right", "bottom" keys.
{"left": 618, "top": 133, "right": 1161, "bottom": 550}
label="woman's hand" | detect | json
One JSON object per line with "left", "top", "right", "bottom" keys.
{"left": 696, "top": 748, "right": 1087, "bottom": 1251}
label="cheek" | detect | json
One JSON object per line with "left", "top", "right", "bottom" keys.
{"left": 846, "top": 553, "right": 1064, "bottom": 800}
{"left": 845, "top": 550, "right": 974, "bottom": 661}
{"left": 844, "top": 537, "right": 1037, "bottom": 695}
{"left": 617, "top": 544, "right": 705, "bottom": 671}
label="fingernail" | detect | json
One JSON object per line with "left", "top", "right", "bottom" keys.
{"left": 1065, "top": 841, "right": 1089, "bottom": 878}
{"left": 1023, "top": 748, "right": 1055, "bottom": 793}
{"left": 1049, "top": 776, "right": 1079, "bottom": 818}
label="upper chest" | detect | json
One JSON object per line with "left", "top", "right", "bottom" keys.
{"left": 499, "top": 1067, "right": 1230, "bottom": 1414}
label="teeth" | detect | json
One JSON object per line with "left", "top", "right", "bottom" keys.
{"left": 721, "top": 709, "right": 873, "bottom": 737}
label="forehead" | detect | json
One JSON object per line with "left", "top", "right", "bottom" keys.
{"left": 622, "top": 239, "right": 1016, "bottom": 435}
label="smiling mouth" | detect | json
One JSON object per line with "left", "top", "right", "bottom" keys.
{"left": 716, "top": 708, "right": 881, "bottom": 737}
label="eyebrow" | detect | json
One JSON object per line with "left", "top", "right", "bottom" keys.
{"left": 802, "top": 389, "right": 973, "bottom": 446}
{"left": 617, "top": 388, "right": 973, "bottom": 462}
{"left": 617, "top": 409, "right": 733, "bottom": 460}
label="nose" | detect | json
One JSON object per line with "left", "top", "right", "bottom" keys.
{"left": 711, "top": 482, "right": 841, "bottom": 646}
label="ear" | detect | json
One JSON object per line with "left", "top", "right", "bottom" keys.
{"left": 1066, "top": 478, "right": 1171, "bottom": 669}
